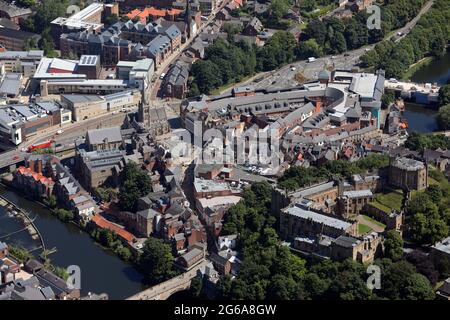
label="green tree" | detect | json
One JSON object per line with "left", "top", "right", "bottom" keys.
{"left": 116, "top": 246, "right": 132, "bottom": 261}
{"left": 296, "top": 39, "right": 323, "bottom": 59}
{"left": 94, "top": 187, "right": 117, "bottom": 203}
{"left": 105, "top": 14, "right": 119, "bottom": 26}
{"left": 190, "top": 60, "right": 222, "bottom": 94}
{"left": 33, "top": 0, "right": 68, "bottom": 34}
{"left": 384, "top": 230, "right": 404, "bottom": 261}
{"left": 8, "top": 245, "right": 32, "bottom": 263}
{"left": 118, "top": 162, "right": 151, "bottom": 212}
{"left": 44, "top": 195, "right": 57, "bottom": 208}
{"left": 403, "top": 273, "right": 435, "bottom": 300}
{"left": 138, "top": 238, "right": 175, "bottom": 284}
{"left": 16, "top": 0, "right": 36, "bottom": 7}
{"left": 437, "top": 104, "right": 450, "bottom": 130}
{"left": 189, "top": 276, "right": 203, "bottom": 298}
{"left": 56, "top": 208, "right": 74, "bottom": 222}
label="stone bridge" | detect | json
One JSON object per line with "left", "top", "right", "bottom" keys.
{"left": 127, "top": 260, "right": 209, "bottom": 300}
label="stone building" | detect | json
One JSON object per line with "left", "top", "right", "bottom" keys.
{"left": 280, "top": 203, "right": 358, "bottom": 241}
{"left": 136, "top": 208, "right": 159, "bottom": 237}
{"left": 388, "top": 156, "right": 428, "bottom": 191}
{"left": 271, "top": 181, "right": 340, "bottom": 216}
{"left": 330, "top": 232, "right": 382, "bottom": 263}
{"left": 85, "top": 127, "right": 123, "bottom": 151}
{"left": 135, "top": 102, "right": 170, "bottom": 136}
{"left": 77, "top": 148, "right": 125, "bottom": 190}
{"left": 337, "top": 189, "right": 374, "bottom": 219}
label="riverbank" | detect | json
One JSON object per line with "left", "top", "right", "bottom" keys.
{"left": 402, "top": 56, "right": 435, "bottom": 81}
{"left": 0, "top": 185, "right": 146, "bottom": 299}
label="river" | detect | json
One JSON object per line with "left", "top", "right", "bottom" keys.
{"left": 403, "top": 51, "right": 450, "bottom": 133}
{"left": 0, "top": 186, "right": 145, "bottom": 299}
{"left": 411, "top": 51, "right": 450, "bottom": 86}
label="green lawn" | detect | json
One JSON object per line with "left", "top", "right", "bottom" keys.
{"left": 358, "top": 224, "right": 373, "bottom": 236}
{"left": 371, "top": 190, "right": 403, "bottom": 213}
{"left": 361, "top": 215, "right": 386, "bottom": 229}
{"left": 402, "top": 56, "right": 434, "bottom": 81}
{"left": 428, "top": 177, "right": 440, "bottom": 185}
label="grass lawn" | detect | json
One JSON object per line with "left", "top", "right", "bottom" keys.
{"left": 358, "top": 224, "right": 373, "bottom": 235}
{"left": 361, "top": 215, "right": 386, "bottom": 229}
{"left": 371, "top": 190, "right": 403, "bottom": 213}
{"left": 402, "top": 56, "right": 434, "bottom": 81}
{"left": 428, "top": 177, "right": 440, "bottom": 185}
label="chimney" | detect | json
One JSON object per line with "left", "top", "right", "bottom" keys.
{"left": 315, "top": 101, "right": 321, "bottom": 113}
{"left": 36, "top": 159, "right": 43, "bottom": 174}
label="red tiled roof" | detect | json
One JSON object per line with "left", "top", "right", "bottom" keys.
{"left": 126, "top": 7, "right": 182, "bottom": 20}
{"left": 91, "top": 214, "right": 136, "bottom": 243}
{"left": 125, "top": 8, "right": 141, "bottom": 19}
{"left": 17, "top": 166, "right": 54, "bottom": 185}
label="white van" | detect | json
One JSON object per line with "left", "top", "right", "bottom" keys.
{"left": 308, "top": 57, "right": 316, "bottom": 63}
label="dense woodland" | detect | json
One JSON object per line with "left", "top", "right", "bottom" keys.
{"left": 189, "top": 0, "right": 428, "bottom": 95}
{"left": 277, "top": 154, "right": 390, "bottom": 190}
{"left": 187, "top": 181, "right": 447, "bottom": 300}
{"left": 361, "top": 0, "right": 450, "bottom": 78}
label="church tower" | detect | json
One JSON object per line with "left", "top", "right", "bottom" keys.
{"left": 185, "top": 0, "right": 191, "bottom": 39}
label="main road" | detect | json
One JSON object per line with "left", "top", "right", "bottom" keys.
{"left": 222, "top": 0, "right": 434, "bottom": 92}
{"left": 0, "top": 0, "right": 434, "bottom": 169}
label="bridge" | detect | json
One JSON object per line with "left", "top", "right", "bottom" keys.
{"left": 0, "top": 149, "right": 26, "bottom": 172}
{"left": 127, "top": 260, "right": 209, "bottom": 300}
{"left": 385, "top": 80, "right": 440, "bottom": 94}
{"left": 0, "top": 195, "right": 46, "bottom": 253}
{"left": 384, "top": 80, "right": 440, "bottom": 105}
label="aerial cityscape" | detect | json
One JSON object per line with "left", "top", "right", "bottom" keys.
{"left": 1, "top": 0, "right": 450, "bottom": 305}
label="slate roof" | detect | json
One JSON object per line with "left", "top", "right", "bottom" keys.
{"left": 86, "top": 127, "right": 122, "bottom": 145}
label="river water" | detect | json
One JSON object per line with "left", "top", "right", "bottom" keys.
{"left": 0, "top": 186, "right": 145, "bottom": 299}
{"left": 403, "top": 51, "right": 450, "bottom": 133}
{"left": 411, "top": 52, "right": 450, "bottom": 86}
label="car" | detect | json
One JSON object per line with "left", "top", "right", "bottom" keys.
{"left": 159, "top": 73, "right": 166, "bottom": 80}
{"left": 13, "top": 155, "right": 20, "bottom": 160}
{"left": 331, "top": 55, "right": 337, "bottom": 59}
{"left": 365, "top": 48, "right": 371, "bottom": 52}
{"left": 290, "top": 67, "right": 296, "bottom": 71}
{"left": 21, "top": 147, "right": 27, "bottom": 152}
{"left": 307, "top": 57, "right": 316, "bottom": 63}
{"left": 56, "top": 129, "right": 63, "bottom": 135}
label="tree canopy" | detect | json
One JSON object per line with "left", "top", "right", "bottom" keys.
{"left": 138, "top": 237, "right": 176, "bottom": 284}
{"left": 360, "top": 0, "right": 450, "bottom": 78}
{"left": 118, "top": 162, "right": 151, "bottom": 212}
{"left": 278, "top": 154, "right": 389, "bottom": 190}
